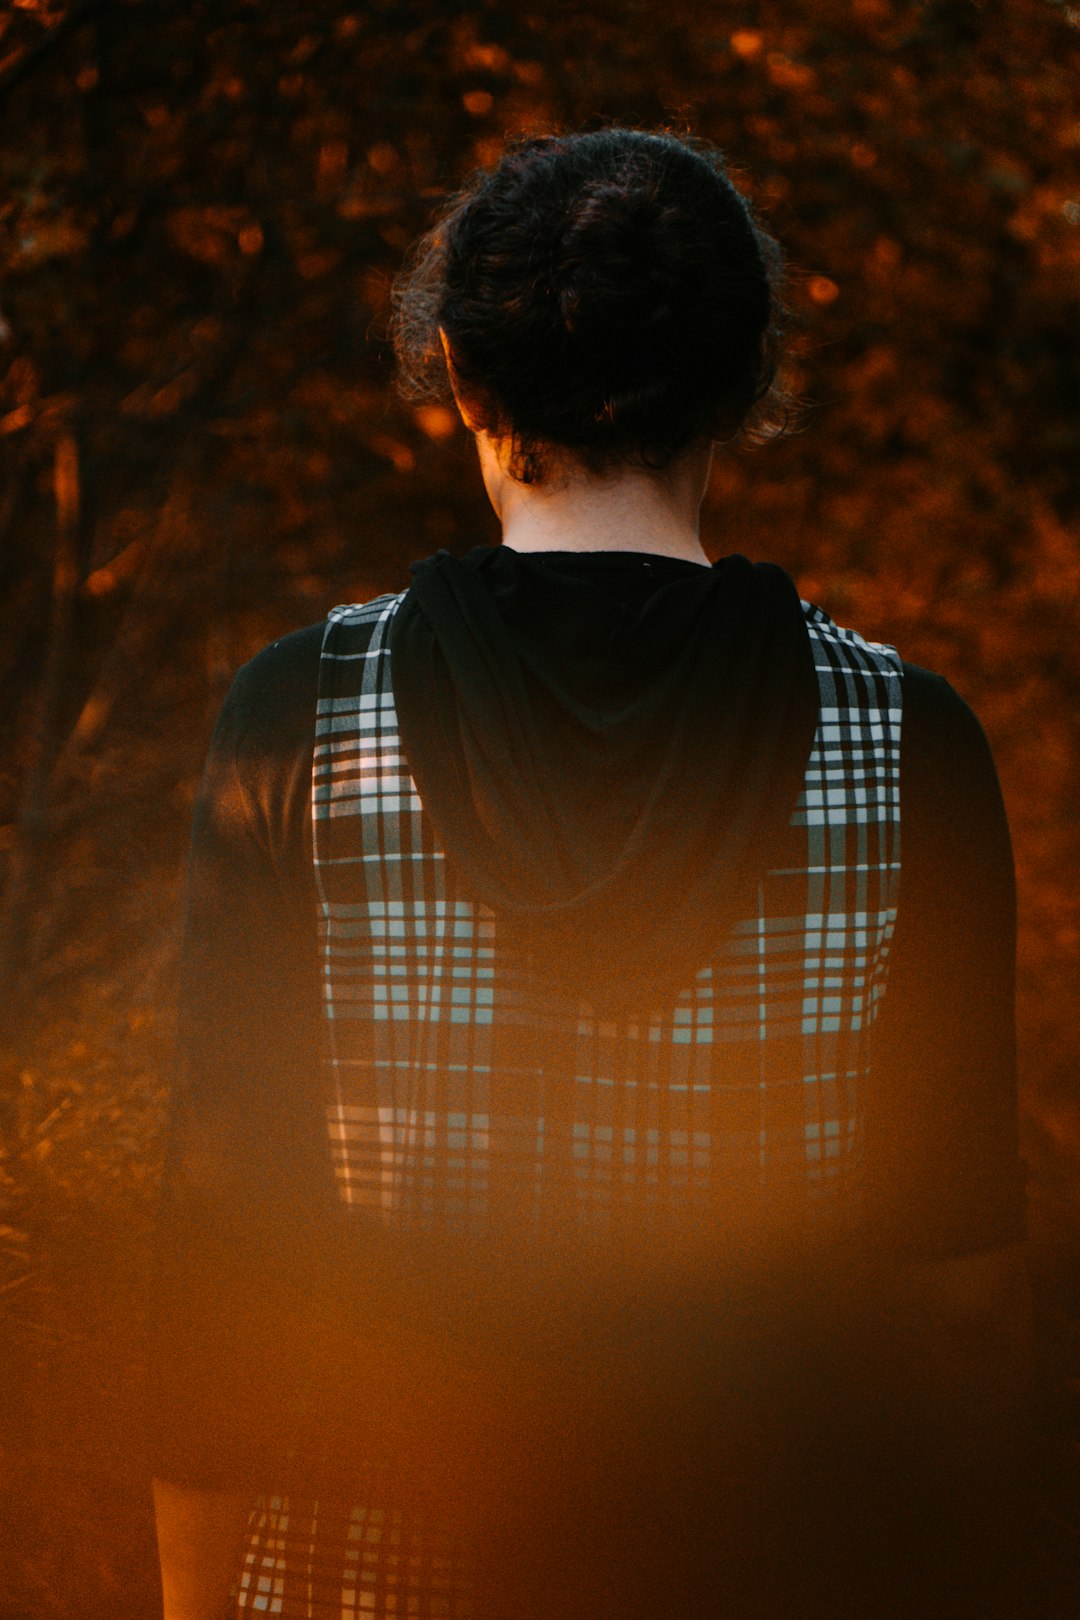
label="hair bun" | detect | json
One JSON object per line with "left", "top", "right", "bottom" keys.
{"left": 554, "top": 186, "right": 680, "bottom": 346}
{"left": 391, "top": 128, "right": 790, "bottom": 483}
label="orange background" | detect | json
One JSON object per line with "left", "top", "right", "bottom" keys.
{"left": 0, "top": 2, "right": 1077, "bottom": 1613}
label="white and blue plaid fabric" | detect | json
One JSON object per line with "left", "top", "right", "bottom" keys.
{"left": 240, "top": 588, "right": 904, "bottom": 1616}
{"left": 311, "top": 589, "right": 903, "bottom": 1251}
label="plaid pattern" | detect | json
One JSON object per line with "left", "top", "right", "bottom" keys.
{"left": 243, "top": 585, "right": 902, "bottom": 1618}
{"left": 236, "top": 1488, "right": 475, "bottom": 1618}
{"left": 311, "top": 589, "right": 902, "bottom": 1246}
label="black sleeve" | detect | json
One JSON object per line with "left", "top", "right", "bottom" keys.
{"left": 147, "top": 624, "right": 332, "bottom": 1487}
{"left": 861, "top": 663, "right": 1027, "bottom": 1262}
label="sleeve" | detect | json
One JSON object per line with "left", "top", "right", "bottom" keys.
{"left": 147, "top": 627, "right": 335, "bottom": 1488}
{"left": 861, "top": 664, "right": 1028, "bottom": 1262}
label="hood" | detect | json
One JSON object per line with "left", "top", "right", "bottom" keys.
{"left": 390, "top": 545, "right": 818, "bottom": 1016}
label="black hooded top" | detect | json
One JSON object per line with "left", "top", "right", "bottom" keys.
{"left": 148, "top": 545, "right": 1026, "bottom": 1495}
{"left": 391, "top": 547, "right": 819, "bottom": 1011}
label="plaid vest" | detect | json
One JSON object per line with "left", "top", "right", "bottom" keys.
{"left": 312, "top": 589, "right": 902, "bottom": 1259}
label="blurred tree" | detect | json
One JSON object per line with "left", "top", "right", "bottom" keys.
{"left": 0, "top": 0, "right": 1077, "bottom": 1613}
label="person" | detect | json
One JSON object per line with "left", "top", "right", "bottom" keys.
{"left": 149, "top": 128, "right": 1032, "bottom": 1620}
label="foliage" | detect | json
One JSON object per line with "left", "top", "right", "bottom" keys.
{"left": 0, "top": 1, "right": 1078, "bottom": 1613}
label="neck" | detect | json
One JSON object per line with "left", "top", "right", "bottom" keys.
{"left": 476, "top": 434, "right": 714, "bottom": 565}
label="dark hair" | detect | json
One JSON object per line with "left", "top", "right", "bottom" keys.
{"left": 391, "top": 128, "right": 794, "bottom": 483}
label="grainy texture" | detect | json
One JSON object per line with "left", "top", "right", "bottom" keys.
{"left": 0, "top": 1, "right": 1077, "bottom": 1614}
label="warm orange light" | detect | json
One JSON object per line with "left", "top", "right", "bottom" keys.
{"left": 767, "top": 52, "right": 816, "bottom": 90}
{"left": 730, "top": 29, "right": 763, "bottom": 58}
{"left": 415, "top": 405, "right": 459, "bottom": 442}
{"left": 318, "top": 140, "right": 350, "bottom": 188}
{"left": 808, "top": 275, "right": 840, "bottom": 305}
{"left": 368, "top": 142, "right": 398, "bottom": 175}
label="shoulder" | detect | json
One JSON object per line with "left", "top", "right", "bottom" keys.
{"left": 201, "top": 625, "right": 326, "bottom": 856}
{"left": 902, "top": 660, "right": 986, "bottom": 735}
{"left": 896, "top": 662, "right": 1014, "bottom": 921}
{"left": 211, "top": 621, "right": 334, "bottom": 767}
{"left": 210, "top": 592, "right": 406, "bottom": 777}
{"left": 226, "top": 622, "right": 326, "bottom": 732}
{"left": 799, "top": 619, "right": 1000, "bottom": 787}
{"left": 900, "top": 661, "right": 1005, "bottom": 805}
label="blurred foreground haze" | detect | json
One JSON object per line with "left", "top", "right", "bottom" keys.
{"left": 0, "top": 1, "right": 1078, "bottom": 1613}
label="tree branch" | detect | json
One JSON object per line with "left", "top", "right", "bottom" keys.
{"left": 0, "top": 434, "right": 81, "bottom": 1023}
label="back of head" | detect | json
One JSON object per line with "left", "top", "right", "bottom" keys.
{"left": 393, "top": 128, "right": 791, "bottom": 482}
